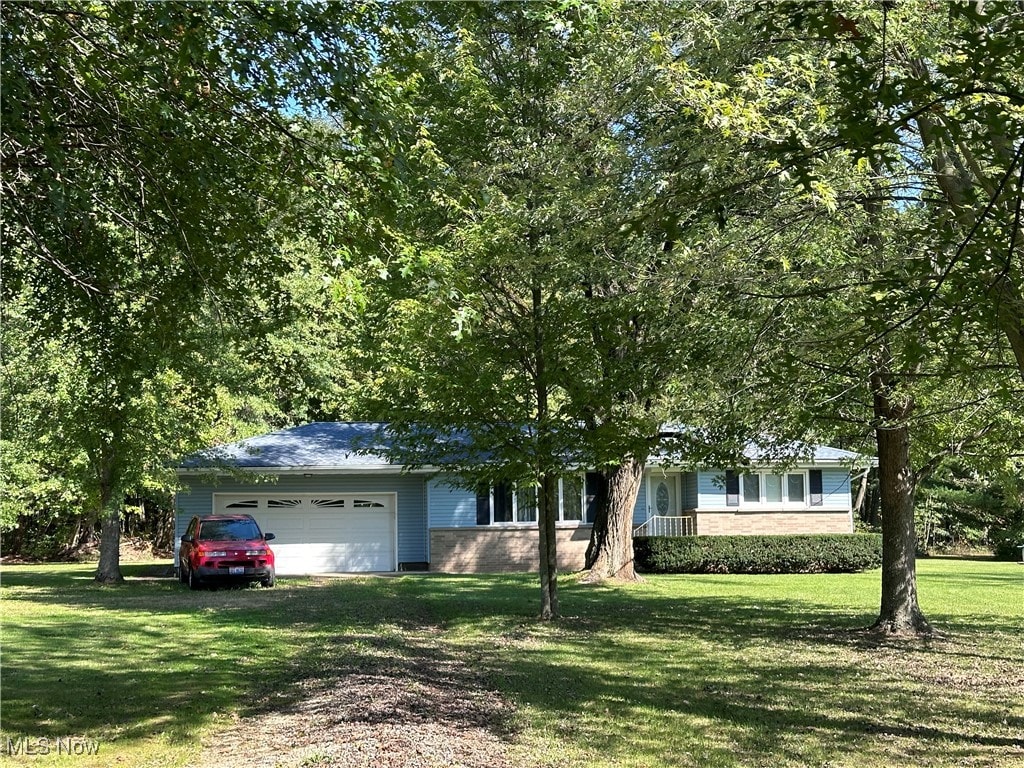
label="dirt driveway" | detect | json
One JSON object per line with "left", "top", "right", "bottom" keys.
{"left": 191, "top": 628, "right": 518, "bottom": 768}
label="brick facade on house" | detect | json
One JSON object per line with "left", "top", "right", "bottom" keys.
{"left": 429, "top": 513, "right": 853, "bottom": 573}
{"left": 429, "top": 526, "right": 592, "bottom": 573}
{"left": 693, "top": 510, "right": 853, "bottom": 536}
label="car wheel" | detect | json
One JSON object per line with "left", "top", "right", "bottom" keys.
{"left": 260, "top": 570, "right": 275, "bottom": 588}
{"left": 188, "top": 567, "right": 203, "bottom": 591}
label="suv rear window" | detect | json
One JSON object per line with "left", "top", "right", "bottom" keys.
{"left": 199, "top": 519, "right": 262, "bottom": 541}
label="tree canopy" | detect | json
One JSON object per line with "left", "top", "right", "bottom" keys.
{"left": 1, "top": 1, "right": 401, "bottom": 581}
{"left": 3, "top": 1, "right": 1021, "bottom": 632}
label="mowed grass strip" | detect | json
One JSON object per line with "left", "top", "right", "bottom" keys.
{"left": 1, "top": 559, "right": 1021, "bottom": 768}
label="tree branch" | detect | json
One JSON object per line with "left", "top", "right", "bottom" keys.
{"left": 915, "top": 422, "right": 998, "bottom": 485}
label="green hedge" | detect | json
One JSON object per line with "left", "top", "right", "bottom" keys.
{"left": 633, "top": 534, "right": 883, "bottom": 574}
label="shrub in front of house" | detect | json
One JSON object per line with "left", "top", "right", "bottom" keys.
{"left": 633, "top": 533, "right": 883, "bottom": 574}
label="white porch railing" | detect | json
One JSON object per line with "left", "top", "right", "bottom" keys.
{"left": 634, "top": 515, "right": 695, "bottom": 538}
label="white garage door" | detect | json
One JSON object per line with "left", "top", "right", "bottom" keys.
{"left": 213, "top": 494, "right": 396, "bottom": 574}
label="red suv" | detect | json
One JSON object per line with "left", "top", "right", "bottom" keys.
{"left": 178, "top": 514, "right": 276, "bottom": 589}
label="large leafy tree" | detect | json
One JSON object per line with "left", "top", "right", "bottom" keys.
{"left": 357, "top": 3, "right": 603, "bottom": 617}
{"left": 1, "top": 290, "right": 233, "bottom": 557}
{"left": 1, "top": 2, "right": 392, "bottom": 581}
{"left": 358, "top": 2, "right": 832, "bottom": 598}
{"left": 644, "top": 0, "right": 1024, "bottom": 635}
{"left": 1, "top": 238, "right": 372, "bottom": 560}
{"left": 751, "top": 1, "right": 1024, "bottom": 634}
{"left": 720, "top": 189, "right": 1022, "bottom": 634}
{"left": 789, "top": 1, "right": 1024, "bottom": 380}
{"left": 574, "top": 0, "right": 844, "bottom": 581}
{"left": 358, "top": 2, "right": 787, "bottom": 596}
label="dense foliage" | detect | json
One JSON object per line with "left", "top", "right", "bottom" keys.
{"left": 916, "top": 462, "right": 1024, "bottom": 560}
{"left": 634, "top": 534, "right": 884, "bottom": 574}
{"left": 0, "top": 1, "right": 400, "bottom": 575}
{"left": 2, "top": 1, "right": 1020, "bottom": 627}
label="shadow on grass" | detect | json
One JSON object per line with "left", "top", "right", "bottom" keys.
{"left": 3, "top": 564, "right": 1022, "bottom": 767}
{"left": 397, "top": 574, "right": 1024, "bottom": 765}
{"left": 470, "top": 648, "right": 1022, "bottom": 762}
{"left": 403, "top": 570, "right": 1024, "bottom": 641}
{"left": 1, "top": 566, "right": 509, "bottom": 753}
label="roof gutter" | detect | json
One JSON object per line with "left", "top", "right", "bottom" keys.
{"left": 175, "top": 465, "right": 437, "bottom": 476}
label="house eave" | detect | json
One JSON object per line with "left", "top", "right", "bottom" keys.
{"left": 176, "top": 464, "right": 432, "bottom": 476}
{"left": 647, "top": 458, "right": 866, "bottom": 469}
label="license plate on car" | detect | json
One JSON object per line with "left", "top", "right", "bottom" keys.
{"left": 229, "top": 566, "right": 244, "bottom": 575}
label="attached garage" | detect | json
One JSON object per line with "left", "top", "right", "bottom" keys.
{"left": 213, "top": 493, "right": 397, "bottom": 574}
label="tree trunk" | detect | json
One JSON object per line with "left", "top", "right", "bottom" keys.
{"left": 95, "top": 490, "right": 124, "bottom": 584}
{"left": 537, "top": 473, "right": 559, "bottom": 619}
{"left": 531, "top": 283, "right": 559, "bottom": 620}
{"left": 582, "top": 455, "right": 645, "bottom": 583}
{"left": 870, "top": 365, "right": 931, "bottom": 635}
{"left": 991, "top": 273, "right": 1024, "bottom": 384}
{"left": 851, "top": 468, "right": 869, "bottom": 524}
{"left": 584, "top": 470, "right": 610, "bottom": 569}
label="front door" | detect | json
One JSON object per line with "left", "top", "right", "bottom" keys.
{"left": 652, "top": 475, "right": 678, "bottom": 517}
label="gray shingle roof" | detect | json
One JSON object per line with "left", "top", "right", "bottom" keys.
{"left": 771, "top": 444, "right": 863, "bottom": 462}
{"left": 651, "top": 425, "right": 868, "bottom": 466}
{"left": 179, "top": 422, "right": 393, "bottom": 469}
{"left": 180, "top": 421, "right": 868, "bottom": 471}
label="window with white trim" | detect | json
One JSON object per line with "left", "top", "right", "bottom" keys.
{"left": 559, "top": 473, "right": 602, "bottom": 523}
{"left": 516, "top": 486, "right": 538, "bottom": 522}
{"left": 475, "top": 482, "right": 527, "bottom": 525}
{"left": 559, "top": 475, "right": 584, "bottom": 522}
{"left": 475, "top": 475, "right": 597, "bottom": 525}
{"left": 727, "top": 470, "right": 811, "bottom": 508}
{"left": 742, "top": 474, "right": 761, "bottom": 504}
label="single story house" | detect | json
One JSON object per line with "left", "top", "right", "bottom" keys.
{"left": 175, "top": 421, "right": 865, "bottom": 575}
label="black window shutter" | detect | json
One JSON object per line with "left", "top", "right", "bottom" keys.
{"left": 809, "top": 470, "right": 823, "bottom": 506}
{"left": 725, "top": 470, "right": 740, "bottom": 507}
{"left": 493, "top": 482, "right": 513, "bottom": 523}
{"left": 585, "top": 472, "right": 604, "bottom": 523}
{"left": 476, "top": 487, "right": 491, "bottom": 525}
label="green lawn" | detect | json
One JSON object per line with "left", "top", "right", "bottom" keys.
{"left": 1, "top": 559, "right": 1022, "bottom": 767}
